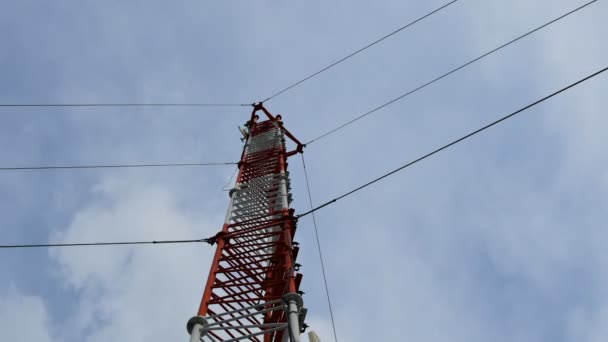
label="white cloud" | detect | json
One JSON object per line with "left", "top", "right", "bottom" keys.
{"left": 48, "top": 176, "right": 217, "bottom": 341}
{"left": 0, "top": 288, "right": 53, "bottom": 342}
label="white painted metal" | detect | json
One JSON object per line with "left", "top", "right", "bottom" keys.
{"left": 189, "top": 324, "right": 203, "bottom": 342}
{"left": 307, "top": 331, "right": 321, "bottom": 342}
{"left": 287, "top": 300, "right": 301, "bottom": 342}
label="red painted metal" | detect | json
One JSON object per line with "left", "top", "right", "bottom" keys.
{"left": 195, "top": 105, "right": 305, "bottom": 341}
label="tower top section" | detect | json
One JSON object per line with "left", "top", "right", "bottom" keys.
{"left": 188, "top": 105, "right": 308, "bottom": 341}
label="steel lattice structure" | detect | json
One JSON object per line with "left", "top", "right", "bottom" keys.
{"left": 188, "top": 104, "right": 307, "bottom": 342}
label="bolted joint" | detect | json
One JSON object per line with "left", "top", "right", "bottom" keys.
{"left": 283, "top": 292, "right": 304, "bottom": 310}
{"left": 206, "top": 231, "right": 228, "bottom": 246}
{"left": 186, "top": 315, "right": 208, "bottom": 335}
{"left": 253, "top": 102, "right": 264, "bottom": 112}
{"left": 228, "top": 187, "right": 240, "bottom": 198}
{"left": 299, "top": 308, "right": 309, "bottom": 333}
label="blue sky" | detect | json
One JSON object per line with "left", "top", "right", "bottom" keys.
{"left": 1, "top": 0, "right": 608, "bottom": 341}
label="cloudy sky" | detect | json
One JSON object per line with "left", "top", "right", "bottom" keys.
{"left": 1, "top": 0, "right": 607, "bottom": 341}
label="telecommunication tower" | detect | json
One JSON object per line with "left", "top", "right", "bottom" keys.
{"left": 187, "top": 104, "right": 307, "bottom": 341}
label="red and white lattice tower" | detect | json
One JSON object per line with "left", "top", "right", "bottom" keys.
{"left": 187, "top": 104, "right": 307, "bottom": 342}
